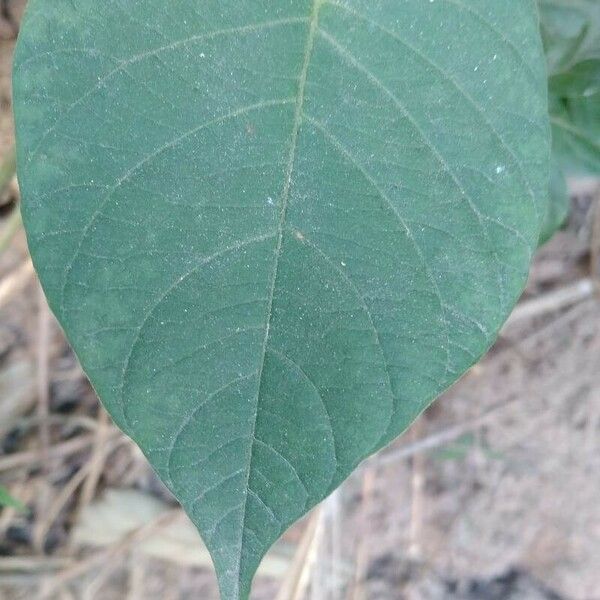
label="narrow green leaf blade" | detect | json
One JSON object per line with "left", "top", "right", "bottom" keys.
{"left": 13, "top": 1, "right": 550, "bottom": 598}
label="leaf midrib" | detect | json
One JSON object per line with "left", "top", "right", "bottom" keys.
{"left": 233, "top": 0, "right": 324, "bottom": 591}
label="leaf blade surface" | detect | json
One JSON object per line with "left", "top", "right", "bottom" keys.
{"left": 13, "top": 1, "right": 550, "bottom": 598}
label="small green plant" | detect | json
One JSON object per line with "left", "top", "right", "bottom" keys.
{"left": 0, "top": 485, "right": 26, "bottom": 512}
{"left": 10, "top": 1, "right": 599, "bottom": 599}
{"left": 540, "top": 0, "right": 600, "bottom": 242}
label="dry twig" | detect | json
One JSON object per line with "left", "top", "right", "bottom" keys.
{"left": 0, "top": 144, "right": 16, "bottom": 198}
{"left": 33, "top": 436, "right": 128, "bottom": 551}
{"left": 38, "top": 509, "right": 181, "bottom": 599}
{"left": 0, "top": 204, "right": 22, "bottom": 254}
{"left": 375, "top": 397, "right": 521, "bottom": 468}
{"left": 0, "top": 430, "right": 122, "bottom": 473}
{"left": 506, "top": 278, "right": 596, "bottom": 325}
{"left": 0, "top": 257, "right": 34, "bottom": 309}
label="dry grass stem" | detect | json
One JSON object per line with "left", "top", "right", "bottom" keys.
{"left": 408, "top": 417, "right": 426, "bottom": 562}
{"left": 73, "top": 408, "right": 112, "bottom": 531}
{"left": 349, "top": 468, "right": 376, "bottom": 600}
{"left": 591, "top": 189, "right": 600, "bottom": 283}
{"left": 36, "top": 284, "right": 51, "bottom": 469}
{"left": 0, "top": 556, "right": 73, "bottom": 573}
{"left": 276, "top": 509, "right": 322, "bottom": 600}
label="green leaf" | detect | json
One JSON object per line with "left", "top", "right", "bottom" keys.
{"left": 539, "top": 0, "right": 600, "bottom": 175}
{"left": 537, "top": 0, "right": 599, "bottom": 243}
{"left": 549, "top": 59, "right": 600, "bottom": 99}
{"left": 549, "top": 86, "right": 600, "bottom": 176}
{"left": 539, "top": 0, "right": 600, "bottom": 75}
{"left": 540, "top": 158, "right": 569, "bottom": 245}
{"left": 0, "top": 485, "right": 26, "bottom": 512}
{"left": 13, "top": 2, "right": 549, "bottom": 598}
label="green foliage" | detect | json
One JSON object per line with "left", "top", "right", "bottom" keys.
{"left": 13, "top": 2, "right": 550, "bottom": 598}
{"left": 540, "top": 159, "right": 570, "bottom": 246}
{"left": 0, "top": 486, "right": 26, "bottom": 512}
{"left": 538, "top": 0, "right": 600, "bottom": 242}
{"left": 539, "top": 0, "right": 600, "bottom": 73}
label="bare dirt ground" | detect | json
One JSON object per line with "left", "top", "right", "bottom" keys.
{"left": 0, "top": 3, "right": 599, "bottom": 599}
